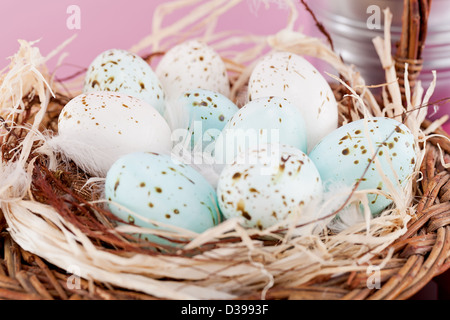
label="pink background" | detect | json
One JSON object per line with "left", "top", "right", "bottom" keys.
{"left": 0, "top": 0, "right": 314, "bottom": 78}
{"left": 1, "top": 0, "right": 448, "bottom": 300}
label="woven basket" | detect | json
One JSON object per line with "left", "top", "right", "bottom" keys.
{"left": 1, "top": 0, "right": 449, "bottom": 300}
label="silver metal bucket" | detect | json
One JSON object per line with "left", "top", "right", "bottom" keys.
{"left": 309, "top": 0, "right": 450, "bottom": 119}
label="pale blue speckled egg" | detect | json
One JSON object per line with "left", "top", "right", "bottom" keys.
{"left": 214, "top": 96, "right": 308, "bottom": 166}
{"left": 84, "top": 49, "right": 166, "bottom": 116}
{"left": 178, "top": 89, "right": 238, "bottom": 151}
{"left": 105, "top": 152, "right": 222, "bottom": 244}
{"left": 309, "top": 117, "right": 417, "bottom": 216}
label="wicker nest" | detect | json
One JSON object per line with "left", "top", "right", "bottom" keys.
{"left": 0, "top": 0, "right": 449, "bottom": 300}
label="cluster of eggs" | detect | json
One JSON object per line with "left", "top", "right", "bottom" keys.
{"left": 57, "top": 40, "right": 418, "bottom": 244}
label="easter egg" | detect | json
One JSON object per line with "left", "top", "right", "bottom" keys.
{"left": 83, "top": 49, "right": 166, "bottom": 116}
{"left": 156, "top": 40, "right": 230, "bottom": 101}
{"left": 105, "top": 152, "right": 221, "bottom": 244}
{"left": 308, "top": 117, "right": 417, "bottom": 215}
{"left": 214, "top": 96, "right": 308, "bottom": 166}
{"left": 247, "top": 51, "right": 338, "bottom": 151}
{"left": 176, "top": 89, "right": 238, "bottom": 152}
{"left": 56, "top": 92, "right": 172, "bottom": 177}
{"left": 217, "top": 144, "right": 323, "bottom": 230}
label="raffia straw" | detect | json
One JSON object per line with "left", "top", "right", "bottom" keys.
{"left": 0, "top": 0, "right": 443, "bottom": 300}
{"left": 373, "top": 9, "right": 404, "bottom": 122}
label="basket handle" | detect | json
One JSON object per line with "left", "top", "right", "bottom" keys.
{"left": 395, "top": 0, "right": 432, "bottom": 100}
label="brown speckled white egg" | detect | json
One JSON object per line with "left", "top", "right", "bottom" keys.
{"left": 57, "top": 92, "right": 172, "bottom": 177}
{"left": 217, "top": 144, "right": 323, "bottom": 230}
{"left": 156, "top": 40, "right": 230, "bottom": 101}
{"left": 248, "top": 51, "right": 338, "bottom": 152}
{"left": 83, "top": 49, "right": 166, "bottom": 116}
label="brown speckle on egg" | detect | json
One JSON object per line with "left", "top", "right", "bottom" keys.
{"left": 237, "top": 199, "right": 251, "bottom": 221}
{"left": 232, "top": 173, "right": 242, "bottom": 181}
{"left": 395, "top": 126, "right": 404, "bottom": 134}
{"left": 91, "top": 80, "right": 100, "bottom": 88}
{"left": 256, "top": 221, "right": 263, "bottom": 231}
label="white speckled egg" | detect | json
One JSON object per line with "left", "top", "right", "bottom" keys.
{"left": 156, "top": 40, "right": 230, "bottom": 101}
{"left": 105, "top": 152, "right": 221, "bottom": 244}
{"left": 217, "top": 144, "right": 323, "bottom": 230}
{"left": 83, "top": 49, "right": 166, "bottom": 116}
{"left": 214, "top": 96, "right": 308, "bottom": 166}
{"left": 309, "top": 117, "right": 417, "bottom": 216}
{"left": 57, "top": 92, "right": 172, "bottom": 177}
{"left": 178, "top": 89, "right": 238, "bottom": 151}
{"left": 248, "top": 51, "right": 338, "bottom": 151}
